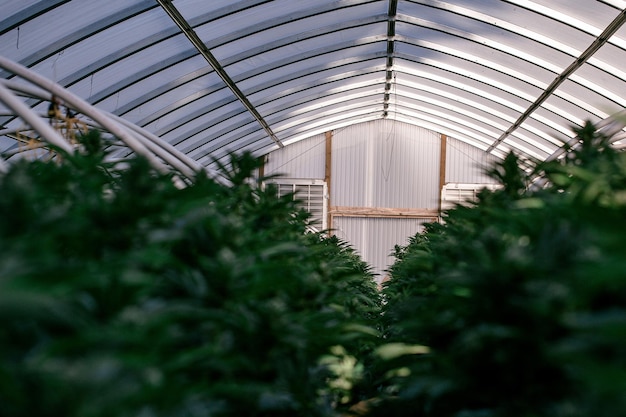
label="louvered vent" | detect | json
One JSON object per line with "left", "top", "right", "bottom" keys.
{"left": 441, "top": 183, "right": 501, "bottom": 211}
{"left": 269, "top": 179, "right": 328, "bottom": 231}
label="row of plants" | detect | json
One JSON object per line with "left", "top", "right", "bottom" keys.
{"left": 375, "top": 121, "right": 626, "bottom": 417}
{"left": 0, "top": 131, "right": 381, "bottom": 417}
{"left": 1, "top": 120, "right": 625, "bottom": 416}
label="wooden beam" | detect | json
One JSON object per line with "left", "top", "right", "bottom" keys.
{"left": 438, "top": 134, "right": 447, "bottom": 213}
{"left": 325, "top": 131, "right": 333, "bottom": 232}
{"left": 330, "top": 206, "right": 439, "bottom": 219}
{"left": 257, "top": 155, "right": 265, "bottom": 180}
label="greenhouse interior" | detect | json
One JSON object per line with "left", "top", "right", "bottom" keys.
{"left": 1, "top": 1, "right": 626, "bottom": 416}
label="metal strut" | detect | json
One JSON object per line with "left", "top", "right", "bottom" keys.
{"left": 156, "top": 0, "right": 284, "bottom": 148}
{"left": 487, "top": 7, "right": 626, "bottom": 153}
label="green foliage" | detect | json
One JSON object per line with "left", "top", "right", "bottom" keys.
{"left": 0, "top": 131, "right": 381, "bottom": 417}
{"left": 6, "top": 122, "right": 624, "bottom": 417}
{"left": 375, "top": 121, "right": 626, "bottom": 417}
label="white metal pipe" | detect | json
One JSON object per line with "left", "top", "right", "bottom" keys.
{"left": 0, "top": 61, "right": 227, "bottom": 184}
{"left": 0, "top": 77, "right": 209, "bottom": 180}
{"left": 0, "top": 56, "right": 170, "bottom": 174}
{"left": 109, "top": 114, "right": 217, "bottom": 177}
{"left": 123, "top": 126, "right": 197, "bottom": 178}
{"left": 0, "top": 80, "right": 73, "bottom": 155}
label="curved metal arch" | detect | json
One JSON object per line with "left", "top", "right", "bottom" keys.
{"left": 489, "top": 7, "right": 626, "bottom": 151}
{"left": 152, "top": 95, "right": 243, "bottom": 142}
{"left": 172, "top": 108, "right": 257, "bottom": 155}
{"left": 102, "top": 48, "right": 383, "bottom": 132}
{"left": 397, "top": 76, "right": 571, "bottom": 154}
{"left": 396, "top": 78, "right": 571, "bottom": 153}
{"left": 96, "top": 55, "right": 211, "bottom": 116}
{"left": 253, "top": 60, "right": 388, "bottom": 101}
{"left": 138, "top": 74, "right": 380, "bottom": 158}
{"left": 265, "top": 88, "right": 386, "bottom": 123}
{"left": 216, "top": 16, "right": 389, "bottom": 70}
{"left": 399, "top": 1, "right": 626, "bottom": 153}
{"left": 115, "top": 98, "right": 259, "bottom": 160}
{"left": 396, "top": 9, "right": 578, "bottom": 66}
{"left": 132, "top": 53, "right": 386, "bottom": 142}
{"left": 396, "top": 35, "right": 556, "bottom": 87}
{"left": 405, "top": 0, "right": 621, "bottom": 54}
{"left": 256, "top": 75, "right": 387, "bottom": 124}
{"left": 85, "top": 2, "right": 384, "bottom": 122}
{"left": 394, "top": 57, "right": 582, "bottom": 153}
{"left": 158, "top": 78, "right": 385, "bottom": 157}
{"left": 131, "top": 37, "right": 385, "bottom": 118}
{"left": 0, "top": 0, "right": 69, "bottom": 35}
{"left": 187, "top": 119, "right": 265, "bottom": 160}
{"left": 50, "top": 21, "right": 182, "bottom": 101}
{"left": 2, "top": 0, "right": 626, "bottom": 171}
{"left": 393, "top": 54, "right": 607, "bottom": 147}
{"left": 92, "top": 2, "right": 385, "bottom": 117}
{"left": 0, "top": 1, "right": 157, "bottom": 79}
{"left": 202, "top": 110, "right": 384, "bottom": 166}
{"left": 397, "top": 8, "right": 619, "bottom": 118}
{"left": 401, "top": 7, "right": 625, "bottom": 85}
{"left": 506, "top": 0, "right": 621, "bottom": 36}
{"left": 0, "top": 3, "right": 173, "bottom": 133}
{"left": 58, "top": 0, "right": 299, "bottom": 109}
{"left": 272, "top": 112, "right": 383, "bottom": 150}
{"left": 252, "top": 60, "right": 387, "bottom": 106}
{"left": 191, "top": 0, "right": 385, "bottom": 50}
{"left": 133, "top": 83, "right": 236, "bottom": 128}
{"left": 76, "top": 38, "right": 195, "bottom": 106}
{"left": 198, "top": 102, "right": 387, "bottom": 163}
{"left": 269, "top": 95, "right": 386, "bottom": 134}
{"left": 258, "top": 108, "right": 381, "bottom": 152}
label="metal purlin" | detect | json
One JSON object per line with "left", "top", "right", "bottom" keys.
{"left": 156, "top": 0, "right": 284, "bottom": 149}
{"left": 486, "top": 7, "right": 626, "bottom": 154}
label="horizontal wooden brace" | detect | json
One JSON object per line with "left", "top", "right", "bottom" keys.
{"left": 330, "top": 206, "right": 439, "bottom": 219}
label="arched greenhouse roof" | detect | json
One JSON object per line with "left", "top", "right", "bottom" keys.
{"left": 1, "top": 0, "right": 626, "bottom": 168}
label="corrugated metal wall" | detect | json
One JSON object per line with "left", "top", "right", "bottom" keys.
{"left": 332, "top": 119, "right": 441, "bottom": 208}
{"left": 264, "top": 133, "right": 326, "bottom": 179}
{"left": 333, "top": 216, "right": 431, "bottom": 280}
{"left": 445, "top": 137, "right": 499, "bottom": 184}
{"left": 264, "top": 119, "right": 501, "bottom": 282}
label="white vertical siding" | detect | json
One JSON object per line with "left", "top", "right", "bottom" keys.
{"left": 332, "top": 216, "right": 431, "bottom": 281}
{"left": 332, "top": 119, "right": 441, "bottom": 209}
{"left": 445, "top": 137, "right": 499, "bottom": 184}
{"left": 264, "top": 133, "right": 326, "bottom": 179}
{"left": 264, "top": 120, "right": 500, "bottom": 281}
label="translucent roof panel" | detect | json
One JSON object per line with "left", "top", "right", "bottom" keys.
{"left": 1, "top": 0, "right": 626, "bottom": 168}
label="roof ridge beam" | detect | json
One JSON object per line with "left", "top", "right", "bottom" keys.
{"left": 156, "top": 0, "right": 283, "bottom": 148}
{"left": 487, "top": 7, "right": 626, "bottom": 153}
{"left": 383, "top": 0, "right": 398, "bottom": 117}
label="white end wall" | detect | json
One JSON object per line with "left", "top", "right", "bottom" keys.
{"left": 265, "top": 119, "right": 500, "bottom": 281}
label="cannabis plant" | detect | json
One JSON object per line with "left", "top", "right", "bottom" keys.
{"left": 374, "top": 121, "right": 626, "bottom": 417}
{"left": 0, "top": 131, "right": 381, "bottom": 417}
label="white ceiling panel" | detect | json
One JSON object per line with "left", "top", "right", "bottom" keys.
{"left": 1, "top": 0, "right": 625, "bottom": 167}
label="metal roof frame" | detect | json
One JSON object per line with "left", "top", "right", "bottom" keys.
{"left": 1, "top": 0, "right": 626, "bottom": 168}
